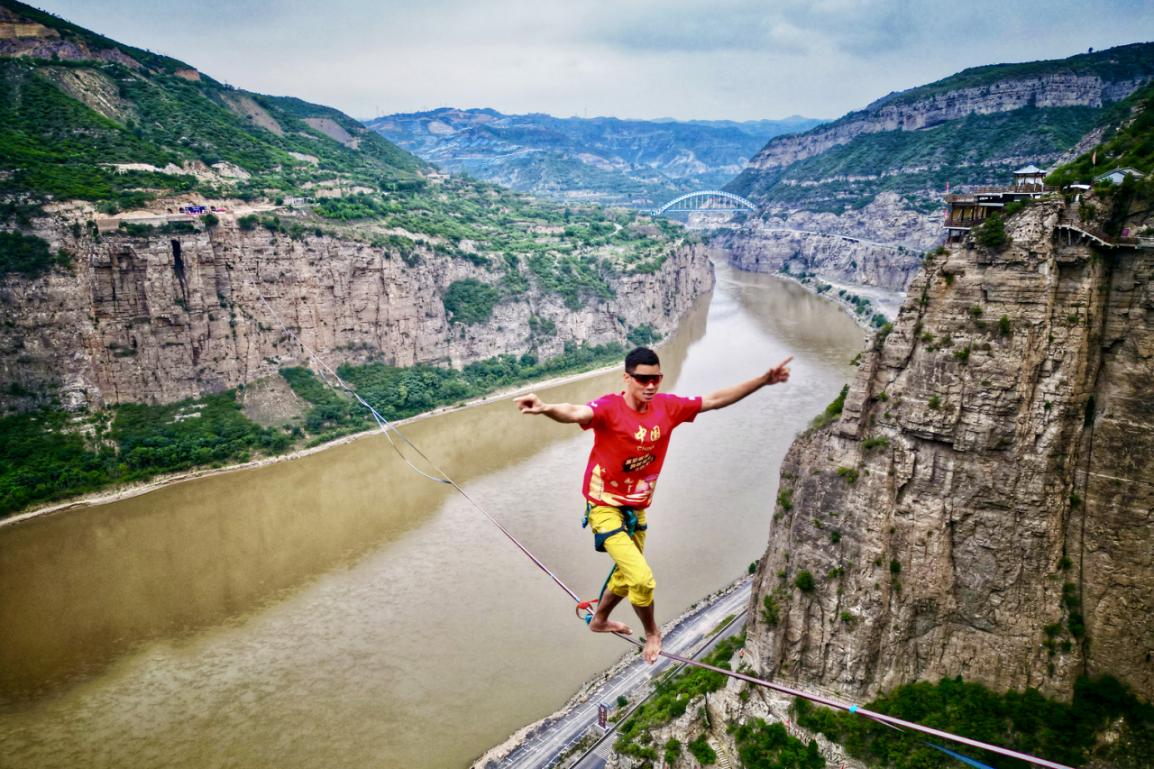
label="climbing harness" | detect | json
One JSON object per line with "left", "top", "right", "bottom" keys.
{"left": 245, "top": 293, "right": 1077, "bottom": 769}
{"left": 582, "top": 503, "right": 646, "bottom": 552}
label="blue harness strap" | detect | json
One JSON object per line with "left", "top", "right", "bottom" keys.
{"left": 582, "top": 503, "right": 647, "bottom": 552}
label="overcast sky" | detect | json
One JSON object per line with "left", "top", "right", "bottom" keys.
{"left": 27, "top": 0, "right": 1154, "bottom": 121}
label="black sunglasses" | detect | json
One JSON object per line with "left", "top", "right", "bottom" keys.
{"left": 628, "top": 372, "right": 664, "bottom": 385}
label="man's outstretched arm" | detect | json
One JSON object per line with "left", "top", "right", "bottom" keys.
{"left": 700, "top": 355, "right": 793, "bottom": 413}
{"left": 515, "top": 393, "right": 594, "bottom": 425}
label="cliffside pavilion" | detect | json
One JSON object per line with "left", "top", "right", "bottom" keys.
{"left": 943, "top": 165, "right": 1054, "bottom": 242}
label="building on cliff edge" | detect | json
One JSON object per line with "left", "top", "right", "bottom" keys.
{"left": 943, "top": 165, "right": 1053, "bottom": 242}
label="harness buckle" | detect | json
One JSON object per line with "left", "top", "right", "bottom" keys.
{"left": 576, "top": 599, "right": 598, "bottom": 625}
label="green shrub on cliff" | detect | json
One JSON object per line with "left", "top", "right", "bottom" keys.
{"left": 762, "top": 594, "right": 781, "bottom": 626}
{"left": 974, "top": 215, "right": 1009, "bottom": 250}
{"left": 0, "top": 232, "right": 69, "bottom": 278}
{"left": 730, "top": 720, "right": 823, "bottom": 769}
{"left": 688, "top": 734, "right": 718, "bottom": 764}
{"left": 792, "top": 675, "right": 1154, "bottom": 769}
{"left": 810, "top": 384, "right": 849, "bottom": 430}
{"left": 443, "top": 279, "right": 500, "bottom": 325}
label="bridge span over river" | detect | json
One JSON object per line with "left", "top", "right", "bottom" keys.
{"left": 653, "top": 189, "right": 757, "bottom": 215}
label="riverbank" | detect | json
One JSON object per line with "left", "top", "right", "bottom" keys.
{"left": 770, "top": 269, "right": 905, "bottom": 330}
{"left": 4, "top": 259, "right": 882, "bottom": 530}
{"left": 1, "top": 360, "right": 626, "bottom": 529}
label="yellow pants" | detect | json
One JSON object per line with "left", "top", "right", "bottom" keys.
{"left": 587, "top": 505, "right": 655, "bottom": 607}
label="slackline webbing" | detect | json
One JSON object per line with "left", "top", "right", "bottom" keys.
{"left": 245, "top": 293, "right": 1077, "bottom": 769}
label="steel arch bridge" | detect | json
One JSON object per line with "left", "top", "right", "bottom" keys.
{"left": 654, "top": 190, "right": 757, "bottom": 215}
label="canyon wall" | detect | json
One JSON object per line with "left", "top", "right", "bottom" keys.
{"left": 747, "top": 201, "right": 1153, "bottom": 703}
{"left": 0, "top": 220, "right": 713, "bottom": 409}
{"left": 719, "top": 193, "right": 937, "bottom": 292}
{"left": 606, "top": 198, "right": 1153, "bottom": 769}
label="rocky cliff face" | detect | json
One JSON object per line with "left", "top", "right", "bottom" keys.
{"left": 746, "top": 200, "right": 1153, "bottom": 704}
{"left": 0, "top": 218, "right": 713, "bottom": 409}
{"left": 746, "top": 73, "right": 1148, "bottom": 174}
{"left": 719, "top": 193, "right": 938, "bottom": 292}
{"left": 607, "top": 199, "right": 1154, "bottom": 769}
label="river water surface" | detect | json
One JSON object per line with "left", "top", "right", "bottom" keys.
{"left": 0, "top": 261, "right": 865, "bottom": 768}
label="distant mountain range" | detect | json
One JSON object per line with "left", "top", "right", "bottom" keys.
{"left": 364, "top": 109, "right": 823, "bottom": 208}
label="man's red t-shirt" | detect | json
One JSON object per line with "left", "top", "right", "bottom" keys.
{"left": 581, "top": 392, "right": 702, "bottom": 508}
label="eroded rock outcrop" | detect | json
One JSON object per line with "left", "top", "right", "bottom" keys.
{"left": 0, "top": 219, "right": 713, "bottom": 408}
{"left": 719, "top": 193, "right": 937, "bottom": 292}
{"left": 746, "top": 200, "right": 1153, "bottom": 703}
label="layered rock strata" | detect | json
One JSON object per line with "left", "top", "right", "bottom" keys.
{"left": 746, "top": 72, "right": 1151, "bottom": 174}
{"left": 0, "top": 220, "right": 713, "bottom": 409}
{"left": 720, "top": 193, "right": 938, "bottom": 292}
{"left": 746, "top": 200, "right": 1153, "bottom": 704}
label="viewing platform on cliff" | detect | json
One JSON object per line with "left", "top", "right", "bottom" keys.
{"left": 943, "top": 165, "right": 1058, "bottom": 241}
{"left": 942, "top": 164, "right": 1153, "bottom": 250}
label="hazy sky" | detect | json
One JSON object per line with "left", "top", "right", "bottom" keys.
{"left": 27, "top": 0, "right": 1154, "bottom": 121}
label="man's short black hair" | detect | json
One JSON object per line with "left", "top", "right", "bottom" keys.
{"left": 625, "top": 346, "right": 660, "bottom": 372}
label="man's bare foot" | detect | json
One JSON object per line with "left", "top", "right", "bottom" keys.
{"left": 642, "top": 632, "right": 662, "bottom": 664}
{"left": 589, "top": 617, "right": 632, "bottom": 635}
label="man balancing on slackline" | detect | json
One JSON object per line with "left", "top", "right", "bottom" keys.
{"left": 515, "top": 346, "right": 793, "bottom": 663}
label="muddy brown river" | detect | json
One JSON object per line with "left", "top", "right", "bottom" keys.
{"left": 0, "top": 261, "right": 866, "bottom": 768}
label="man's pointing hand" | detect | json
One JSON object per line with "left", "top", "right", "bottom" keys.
{"left": 766, "top": 355, "right": 793, "bottom": 385}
